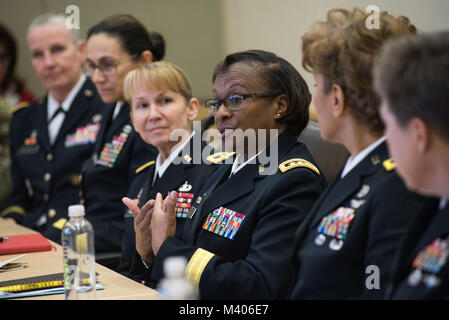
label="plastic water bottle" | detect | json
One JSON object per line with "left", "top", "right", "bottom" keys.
{"left": 61, "top": 205, "right": 96, "bottom": 300}
{"left": 158, "top": 256, "right": 197, "bottom": 300}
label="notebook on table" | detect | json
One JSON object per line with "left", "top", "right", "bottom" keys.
{"left": 0, "top": 272, "right": 103, "bottom": 299}
{"left": 0, "top": 233, "right": 52, "bottom": 255}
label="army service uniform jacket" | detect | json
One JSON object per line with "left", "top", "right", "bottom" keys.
{"left": 81, "top": 102, "right": 157, "bottom": 253}
{"left": 148, "top": 132, "right": 326, "bottom": 299}
{"left": 117, "top": 135, "right": 219, "bottom": 280}
{"left": 289, "top": 141, "right": 439, "bottom": 299}
{"left": 1, "top": 78, "right": 106, "bottom": 242}
{"left": 387, "top": 201, "right": 449, "bottom": 299}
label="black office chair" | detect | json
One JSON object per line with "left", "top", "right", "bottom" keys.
{"left": 298, "top": 121, "right": 349, "bottom": 183}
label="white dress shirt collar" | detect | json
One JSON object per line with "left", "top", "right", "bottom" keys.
{"left": 340, "top": 136, "right": 386, "bottom": 179}
{"left": 230, "top": 150, "right": 264, "bottom": 178}
{"left": 47, "top": 74, "right": 86, "bottom": 119}
{"left": 152, "top": 131, "right": 195, "bottom": 185}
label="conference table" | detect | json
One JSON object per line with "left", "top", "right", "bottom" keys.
{"left": 0, "top": 218, "right": 160, "bottom": 300}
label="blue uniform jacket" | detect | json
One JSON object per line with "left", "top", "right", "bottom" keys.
{"left": 148, "top": 132, "right": 326, "bottom": 299}
{"left": 81, "top": 102, "right": 157, "bottom": 254}
{"left": 387, "top": 201, "right": 449, "bottom": 299}
{"left": 1, "top": 78, "right": 106, "bottom": 242}
{"left": 289, "top": 141, "right": 439, "bottom": 299}
{"left": 117, "top": 136, "right": 219, "bottom": 281}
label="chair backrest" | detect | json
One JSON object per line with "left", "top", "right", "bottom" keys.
{"left": 298, "top": 121, "right": 349, "bottom": 183}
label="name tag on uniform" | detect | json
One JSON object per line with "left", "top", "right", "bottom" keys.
{"left": 202, "top": 207, "right": 245, "bottom": 240}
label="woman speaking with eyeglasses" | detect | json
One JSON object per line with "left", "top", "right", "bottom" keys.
{"left": 80, "top": 15, "right": 163, "bottom": 261}
{"left": 123, "top": 50, "right": 327, "bottom": 299}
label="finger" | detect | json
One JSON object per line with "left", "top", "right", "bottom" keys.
{"left": 137, "top": 199, "right": 155, "bottom": 224}
{"left": 164, "top": 191, "right": 178, "bottom": 218}
{"left": 154, "top": 192, "right": 164, "bottom": 212}
{"left": 122, "top": 197, "right": 140, "bottom": 218}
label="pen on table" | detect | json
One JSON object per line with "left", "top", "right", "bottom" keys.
{"left": 0, "top": 237, "right": 8, "bottom": 242}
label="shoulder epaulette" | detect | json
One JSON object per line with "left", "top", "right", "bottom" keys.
{"left": 279, "top": 158, "right": 320, "bottom": 175}
{"left": 135, "top": 160, "right": 155, "bottom": 174}
{"left": 12, "top": 101, "right": 30, "bottom": 114}
{"left": 382, "top": 158, "right": 396, "bottom": 171}
{"left": 206, "top": 152, "right": 235, "bottom": 164}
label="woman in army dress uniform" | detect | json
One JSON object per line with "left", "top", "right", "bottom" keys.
{"left": 117, "top": 61, "right": 219, "bottom": 281}
{"left": 1, "top": 14, "right": 106, "bottom": 243}
{"left": 125, "top": 50, "right": 327, "bottom": 299}
{"left": 373, "top": 32, "right": 449, "bottom": 299}
{"left": 288, "top": 8, "right": 439, "bottom": 299}
{"left": 81, "top": 15, "right": 163, "bottom": 256}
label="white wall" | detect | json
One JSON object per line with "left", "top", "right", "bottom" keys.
{"left": 221, "top": 0, "right": 449, "bottom": 95}
{"left": 1, "top": 0, "right": 448, "bottom": 102}
{"left": 0, "top": 0, "right": 223, "bottom": 100}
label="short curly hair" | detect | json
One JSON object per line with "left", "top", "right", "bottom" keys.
{"left": 302, "top": 8, "right": 416, "bottom": 134}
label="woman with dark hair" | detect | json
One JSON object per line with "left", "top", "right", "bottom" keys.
{"left": 288, "top": 8, "right": 438, "bottom": 299}
{"left": 0, "top": 24, "right": 35, "bottom": 209}
{"left": 80, "top": 14, "right": 164, "bottom": 259}
{"left": 123, "top": 49, "right": 326, "bottom": 299}
{"left": 0, "top": 23, "right": 35, "bottom": 109}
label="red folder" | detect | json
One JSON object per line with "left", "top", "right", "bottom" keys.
{"left": 0, "top": 233, "right": 52, "bottom": 255}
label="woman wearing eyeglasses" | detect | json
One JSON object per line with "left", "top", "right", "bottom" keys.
{"left": 80, "top": 15, "right": 163, "bottom": 258}
{"left": 123, "top": 50, "right": 326, "bottom": 299}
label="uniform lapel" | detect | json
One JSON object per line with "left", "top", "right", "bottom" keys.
{"left": 94, "top": 103, "right": 115, "bottom": 156}
{"left": 311, "top": 143, "right": 387, "bottom": 224}
{"left": 32, "top": 96, "right": 51, "bottom": 152}
{"left": 54, "top": 80, "right": 93, "bottom": 146}
{"left": 292, "top": 174, "right": 342, "bottom": 253}
{"left": 107, "top": 103, "right": 131, "bottom": 140}
{"left": 386, "top": 207, "right": 438, "bottom": 298}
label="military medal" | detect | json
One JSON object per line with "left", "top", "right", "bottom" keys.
{"left": 92, "top": 113, "right": 102, "bottom": 123}
{"left": 407, "top": 236, "right": 449, "bottom": 288}
{"left": 178, "top": 181, "right": 192, "bottom": 192}
{"left": 97, "top": 125, "right": 132, "bottom": 167}
{"left": 350, "top": 199, "right": 365, "bottom": 209}
{"left": 315, "top": 207, "right": 355, "bottom": 250}
{"left": 356, "top": 185, "right": 370, "bottom": 198}
{"left": 176, "top": 192, "right": 194, "bottom": 218}
{"left": 65, "top": 122, "right": 100, "bottom": 147}
{"left": 24, "top": 130, "right": 38, "bottom": 146}
{"left": 314, "top": 234, "right": 326, "bottom": 246}
{"left": 183, "top": 154, "right": 192, "bottom": 163}
{"left": 202, "top": 207, "right": 245, "bottom": 240}
{"left": 329, "top": 239, "right": 344, "bottom": 251}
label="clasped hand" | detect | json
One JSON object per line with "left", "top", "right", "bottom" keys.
{"left": 122, "top": 191, "right": 177, "bottom": 265}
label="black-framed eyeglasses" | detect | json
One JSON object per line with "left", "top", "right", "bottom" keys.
{"left": 205, "top": 93, "right": 280, "bottom": 114}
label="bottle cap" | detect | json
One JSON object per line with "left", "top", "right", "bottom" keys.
{"left": 164, "top": 256, "right": 187, "bottom": 278}
{"left": 68, "top": 204, "right": 86, "bottom": 217}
